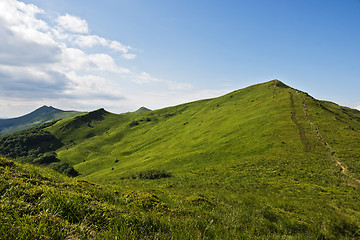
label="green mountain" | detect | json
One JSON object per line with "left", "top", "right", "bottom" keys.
{"left": 1, "top": 80, "right": 360, "bottom": 239}
{"left": 0, "top": 105, "right": 83, "bottom": 136}
{"left": 133, "top": 106, "right": 151, "bottom": 114}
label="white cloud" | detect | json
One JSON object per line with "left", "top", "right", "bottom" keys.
{"left": 132, "top": 72, "right": 192, "bottom": 90}
{"left": 0, "top": 0, "right": 47, "bottom": 30}
{"left": 0, "top": 0, "right": 203, "bottom": 117}
{"left": 0, "top": 22, "right": 61, "bottom": 66}
{"left": 72, "top": 34, "right": 108, "bottom": 48}
{"left": 109, "top": 40, "right": 130, "bottom": 53}
{"left": 0, "top": 65, "right": 53, "bottom": 83}
{"left": 58, "top": 47, "right": 129, "bottom": 73}
{"left": 133, "top": 72, "right": 163, "bottom": 84}
{"left": 0, "top": 64, "right": 68, "bottom": 99}
{"left": 0, "top": 1, "right": 132, "bottom": 93}
{"left": 71, "top": 35, "right": 133, "bottom": 56}
{"left": 0, "top": 0, "right": 60, "bottom": 66}
{"left": 122, "top": 53, "right": 137, "bottom": 60}
{"left": 63, "top": 71, "right": 124, "bottom": 100}
{"left": 56, "top": 14, "right": 89, "bottom": 33}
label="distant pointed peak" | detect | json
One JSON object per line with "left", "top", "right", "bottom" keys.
{"left": 38, "top": 105, "right": 57, "bottom": 110}
{"left": 136, "top": 107, "right": 151, "bottom": 113}
{"left": 34, "top": 105, "right": 60, "bottom": 112}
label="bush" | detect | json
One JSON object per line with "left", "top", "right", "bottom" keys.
{"left": 49, "top": 162, "right": 79, "bottom": 177}
{"left": 0, "top": 124, "right": 63, "bottom": 159}
{"left": 33, "top": 152, "right": 60, "bottom": 165}
{"left": 129, "top": 121, "right": 139, "bottom": 127}
{"left": 131, "top": 170, "right": 171, "bottom": 180}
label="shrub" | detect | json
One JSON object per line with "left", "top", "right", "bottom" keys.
{"left": 49, "top": 162, "right": 79, "bottom": 177}
{"left": 33, "top": 152, "right": 60, "bottom": 165}
{"left": 131, "top": 170, "right": 171, "bottom": 180}
{"left": 129, "top": 121, "right": 139, "bottom": 127}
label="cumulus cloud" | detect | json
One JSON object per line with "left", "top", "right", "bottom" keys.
{"left": 70, "top": 35, "right": 132, "bottom": 56}
{"left": 133, "top": 72, "right": 193, "bottom": 90}
{"left": 133, "top": 72, "right": 163, "bottom": 84}
{"left": 0, "top": 65, "right": 68, "bottom": 98}
{"left": 58, "top": 47, "right": 130, "bottom": 73}
{"left": 0, "top": 1, "right": 60, "bottom": 66}
{"left": 121, "top": 53, "right": 137, "bottom": 60}
{"left": 0, "top": 21, "right": 61, "bottom": 66}
{"left": 0, "top": 0, "right": 202, "bottom": 117}
{"left": 63, "top": 71, "right": 125, "bottom": 100}
{"left": 0, "top": 0, "right": 134, "bottom": 100}
{"left": 72, "top": 35, "right": 108, "bottom": 48}
{"left": 56, "top": 14, "right": 89, "bottom": 33}
{"left": 109, "top": 40, "right": 130, "bottom": 53}
{"left": 0, "top": 0, "right": 48, "bottom": 33}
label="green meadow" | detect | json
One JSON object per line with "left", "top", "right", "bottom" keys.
{"left": 1, "top": 80, "right": 360, "bottom": 239}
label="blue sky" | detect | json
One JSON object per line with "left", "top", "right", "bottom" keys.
{"left": 1, "top": 0, "right": 359, "bottom": 117}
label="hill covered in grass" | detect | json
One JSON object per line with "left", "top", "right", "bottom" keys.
{"left": 1, "top": 80, "right": 360, "bottom": 239}
{"left": 0, "top": 105, "right": 83, "bottom": 136}
{"left": 48, "top": 80, "right": 360, "bottom": 183}
{"left": 0, "top": 157, "right": 206, "bottom": 239}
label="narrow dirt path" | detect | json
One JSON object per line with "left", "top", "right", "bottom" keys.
{"left": 289, "top": 92, "right": 312, "bottom": 151}
{"left": 301, "top": 98, "right": 360, "bottom": 184}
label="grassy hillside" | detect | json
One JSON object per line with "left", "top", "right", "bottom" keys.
{"left": 2, "top": 80, "right": 360, "bottom": 239}
{"left": 0, "top": 157, "right": 215, "bottom": 239}
{"left": 0, "top": 105, "right": 83, "bottom": 136}
{"left": 49, "top": 80, "right": 360, "bottom": 183}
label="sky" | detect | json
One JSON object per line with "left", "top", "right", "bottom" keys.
{"left": 0, "top": 0, "right": 359, "bottom": 117}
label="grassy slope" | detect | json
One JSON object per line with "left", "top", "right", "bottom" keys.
{"left": 49, "top": 80, "right": 360, "bottom": 182}
{"left": 1, "top": 157, "right": 212, "bottom": 239}
{"left": 37, "top": 80, "right": 360, "bottom": 238}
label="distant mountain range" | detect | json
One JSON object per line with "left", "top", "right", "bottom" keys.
{"left": 0, "top": 105, "right": 83, "bottom": 136}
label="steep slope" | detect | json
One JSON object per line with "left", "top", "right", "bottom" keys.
{"left": 0, "top": 105, "right": 83, "bottom": 135}
{"left": 48, "top": 80, "right": 360, "bottom": 183}
{"left": 3, "top": 80, "right": 360, "bottom": 238}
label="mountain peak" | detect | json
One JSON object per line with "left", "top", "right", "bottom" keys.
{"left": 36, "top": 105, "right": 59, "bottom": 112}
{"left": 42, "top": 105, "right": 54, "bottom": 108}
{"left": 0, "top": 106, "right": 83, "bottom": 135}
{"left": 135, "top": 107, "right": 151, "bottom": 113}
{"left": 268, "top": 79, "right": 290, "bottom": 88}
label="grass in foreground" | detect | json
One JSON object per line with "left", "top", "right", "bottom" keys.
{"left": 1, "top": 156, "right": 360, "bottom": 239}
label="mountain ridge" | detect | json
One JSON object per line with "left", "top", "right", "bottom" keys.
{"left": 43, "top": 80, "right": 360, "bottom": 181}
{"left": 0, "top": 105, "right": 83, "bottom": 136}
